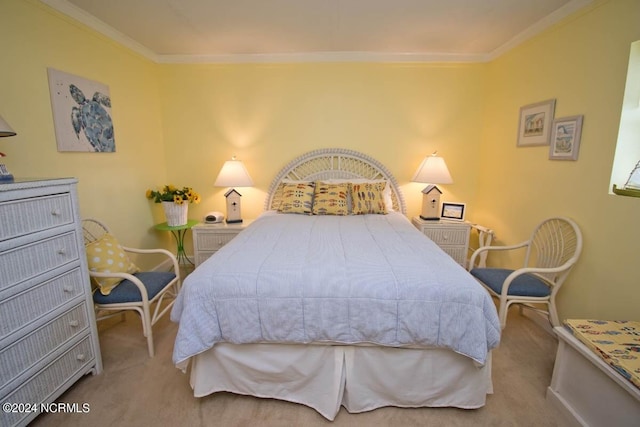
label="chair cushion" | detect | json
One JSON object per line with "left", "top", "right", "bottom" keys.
{"left": 470, "top": 268, "right": 551, "bottom": 297}
{"left": 93, "top": 272, "right": 176, "bottom": 304}
{"left": 85, "top": 233, "right": 139, "bottom": 295}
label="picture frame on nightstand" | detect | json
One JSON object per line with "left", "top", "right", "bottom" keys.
{"left": 441, "top": 202, "right": 466, "bottom": 221}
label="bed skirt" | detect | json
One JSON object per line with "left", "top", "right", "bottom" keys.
{"left": 189, "top": 343, "right": 493, "bottom": 420}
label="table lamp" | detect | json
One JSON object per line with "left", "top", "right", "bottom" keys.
{"left": 411, "top": 152, "right": 453, "bottom": 220}
{"left": 0, "top": 115, "right": 17, "bottom": 182}
{"left": 214, "top": 156, "right": 254, "bottom": 223}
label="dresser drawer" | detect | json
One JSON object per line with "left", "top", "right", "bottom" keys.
{"left": 0, "top": 336, "right": 94, "bottom": 427}
{"left": 0, "top": 194, "right": 74, "bottom": 242}
{"left": 0, "top": 304, "right": 89, "bottom": 386}
{"left": 0, "top": 232, "right": 80, "bottom": 291}
{"left": 421, "top": 227, "right": 468, "bottom": 246}
{"left": 196, "top": 232, "right": 240, "bottom": 251}
{"left": 0, "top": 269, "right": 85, "bottom": 341}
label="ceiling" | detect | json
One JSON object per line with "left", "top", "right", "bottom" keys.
{"left": 41, "top": 0, "right": 592, "bottom": 63}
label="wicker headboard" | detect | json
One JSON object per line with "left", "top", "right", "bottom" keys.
{"left": 265, "top": 148, "right": 406, "bottom": 214}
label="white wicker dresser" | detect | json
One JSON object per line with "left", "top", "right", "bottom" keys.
{"left": 0, "top": 178, "right": 102, "bottom": 427}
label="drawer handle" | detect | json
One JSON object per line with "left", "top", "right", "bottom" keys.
{"left": 51, "top": 209, "right": 61, "bottom": 216}
{"left": 442, "top": 234, "right": 449, "bottom": 240}
{"left": 63, "top": 285, "right": 73, "bottom": 293}
{"left": 69, "top": 319, "right": 79, "bottom": 327}
{"left": 57, "top": 248, "right": 66, "bottom": 255}
{"left": 76, "top": 353, "right": 86, "bottom": 361}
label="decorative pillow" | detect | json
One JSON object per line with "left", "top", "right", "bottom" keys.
{"left": 270, "top": 180, "right": 314, "bottom": 210}
{"left": 312, "top": 182, "right": 350, "bottom": 215}
{"left": 350, "top": 182, "right": 388, "bottom": 215}
{"left": 327, "top": 178, "right": 394, "bottom": 212}
{"left": 278, "top": 182, "right": 316, "bottom": 214}
{"left": 85, "top": 233, "right": 139, "bottom": 295}
{"left": 270, "top": 182, "right": 286, "bottom": 210}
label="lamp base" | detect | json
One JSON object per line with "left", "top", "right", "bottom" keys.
{"left": 420, "top": 215, "right": 440, "bottom": 221}
{"left": 225, "top": 219, "right": 243, "bottom": 224}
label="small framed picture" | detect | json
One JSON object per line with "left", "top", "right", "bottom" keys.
{"left": 549, "top": 115, "right": 583, "bottom": 161}
{"left": 517, "top": 99, "right": 556, "bottom": 147}
{"left": 441, "top": 202, "right": 466, "bottom": 221}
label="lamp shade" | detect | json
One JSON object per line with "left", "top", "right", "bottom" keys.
{"left": 411, "top": 153, "right": 453, "bottom": 184}
{"left": 214, "top": 157, "right": 254, "bottom": 187}
{"left": 0, "top": 115, "right": 16, "bottom": 137}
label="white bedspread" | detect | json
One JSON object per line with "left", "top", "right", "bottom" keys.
{"left": 171, "top": 212, "right": 501, "bottom": 368}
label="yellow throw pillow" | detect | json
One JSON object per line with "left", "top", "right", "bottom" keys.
{"left": 312, "top": 182, "right": 350, "bottom": 215}
{"left": 278, "top": 182, "right": 316, "bottom": 214}
{"left": 85, "top": 233, "right": 139, "bottom": 295}
{"left": 270, "top": 182, "right": 286, "bottom": 210}
{"left": 350, "top": 182, "right": 388, "bottom": 215}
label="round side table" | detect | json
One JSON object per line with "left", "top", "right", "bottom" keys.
{"left": 154, "top": 219, "right": 198, "bottom": 266}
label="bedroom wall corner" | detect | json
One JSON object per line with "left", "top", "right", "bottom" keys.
{"left": 476, "top": 0, "right": 640, "bottom": 321}
{"left": 0, "top": 0, "right": 172, "bottom": 268}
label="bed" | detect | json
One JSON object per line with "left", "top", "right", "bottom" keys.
{"left": 171, "top": 148, "right": 501, "bottom": 420}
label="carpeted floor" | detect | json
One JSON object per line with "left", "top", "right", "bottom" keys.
{"left": 31, "top": 284, "right": 567, "bottom": 427}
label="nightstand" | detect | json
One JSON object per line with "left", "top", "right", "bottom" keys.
{"left": 192, "top": 220, "right": 253, "bottom": 267}
{"left": 412, "top": 216, "right": 471, "bottom": 268}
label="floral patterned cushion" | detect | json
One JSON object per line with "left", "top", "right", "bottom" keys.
{"left": 350, "top": 182, "right": 388, "bottom": 215}
{"left": 312, "top": 182, "right": 350, "bottom": 215}
{"left": 278, "top": 182, "right": 316, "bottom": 215}
{"left": 564, "top": 319, "right": 640, "bottom": 390}
{"left": 85, "top": 233, "right": 139, "bottom": 295}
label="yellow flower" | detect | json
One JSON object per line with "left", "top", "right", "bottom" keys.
{"left": 146, "top": 185, "right": 201, "bottom": 204}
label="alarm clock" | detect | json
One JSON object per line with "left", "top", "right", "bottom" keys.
{"left": 204, "top": 211, "right": 225, "bottom": 224}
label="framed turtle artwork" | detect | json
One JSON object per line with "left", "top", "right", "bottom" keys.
{"left": 47, "top": 68, "right": 116, "bottom": 152}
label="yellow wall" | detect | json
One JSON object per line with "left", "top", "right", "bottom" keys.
{"left": 477, "top": 0, "right": 640, "bottom": 319}
{"left": 0, "top": 0, "right": 170, "bottom": 268}
{"left": 1, "top": 0, "right": 638, "bottom": 320}
{"left": 158, "top": 62, "right": 486, "bottom": 221}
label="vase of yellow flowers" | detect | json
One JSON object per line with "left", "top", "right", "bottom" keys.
{"left": 146, "top": 185, "right": 201, "bottom": 226}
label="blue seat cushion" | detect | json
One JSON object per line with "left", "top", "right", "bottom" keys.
{"left": 470, "top": 268, "right": 551, "bottom": 298}
{"left": 93, "top": 272, "right": 176, "bottom": 304}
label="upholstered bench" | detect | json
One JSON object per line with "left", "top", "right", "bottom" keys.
{"left": 547, "top": 320, "right": 640, "bottom": 426}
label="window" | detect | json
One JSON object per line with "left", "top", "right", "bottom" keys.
{"left": 610, "top": 40, "right": 640, "bottom": 196}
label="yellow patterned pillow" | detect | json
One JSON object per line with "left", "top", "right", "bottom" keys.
{"left": 350, "top": 182, "right": 388, "bottom": 215}
{"left": 312, "top": 182, "right": 350, "bottom": 215}
{"left": 85, "top": 233, "right": 139, "bottom": 295}
{"left": 270, "top": 182, "right": 286, "bottom": 210}
{"left": 278, "top": 182, "right": 316, "bottom": 214}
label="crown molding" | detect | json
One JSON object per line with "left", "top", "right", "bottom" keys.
{"left": 488, "top": 0, "right": 594, "bottom": 61}
{"left": 40, "top": 0, "right": 159, "bottom": 62}
{"left": 41, "top": 0, "right": 593, "bottom": 65}
{"left": 155, "top": 51, "right": 488, "bottom": 64}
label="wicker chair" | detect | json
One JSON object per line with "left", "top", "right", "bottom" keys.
{"left": 82, "top": 219, "right": 181, "bottom": 357}
{"left": 468, "top": 217, "right": 582, "bottom": 329}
